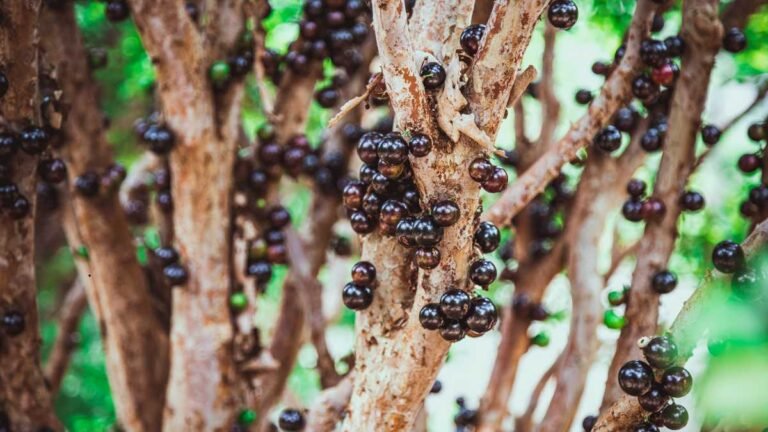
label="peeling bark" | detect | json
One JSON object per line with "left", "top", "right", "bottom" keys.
{"left": 601, "top": 0, "right": 723, "bottom": 409}
{"left": 41, "top": 6, "right": 171, "bottom": 430}
{"left": 0, "top": 1, "right": 60, "bottom": 429}
{"left": 306, "top": 375, "right": 354, "bottom": 432}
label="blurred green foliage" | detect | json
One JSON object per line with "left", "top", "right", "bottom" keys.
{"left": 35, "top": 1, "right": 768, "bottom": 430}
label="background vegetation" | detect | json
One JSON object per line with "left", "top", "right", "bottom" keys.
{"left": 39, "top": 1, "right": 768, "bottom": 430}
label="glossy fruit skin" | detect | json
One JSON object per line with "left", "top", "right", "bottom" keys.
{"left": 420, "top": 62, "right": 447, "bottom": 90}
{"left": 38, "top": 159, "right": 68, "bottom": 184}
{"left": 0, "top": 132, "right": 19, "bottom": 158}
{"left": 618, "top": 360, "right": 654, "bottom": 396}
{"left": 638, "top": 384, "right": 670, "bottom": 413}
{"left": 351, "top": 261, "right": 377, "bottom": 287}
{"left": 357, "top": 132, "right": 382, "bottom": 164}
{"left": 75, "top": 172, "right": 100, "bottom": 197}
{"left": 380, "top": 199, "right": 407, "bottom": 226}
{"left": 548, "top": 0, "right": 578, "bottom": 30}
{"left": 349, "top": 211, "right": 376, "bottom": 234}
{"left": 419, "top": 303, "right": 445, "bottom": 330}
{"left": 639, "top": 39, "right": 668, "bottom": 68}
{"left": 19, "top": 126, "right": 49, "bottom": 155}
{"left": 642, "top": 336, "right": 678, "bottom": 369}
{"left": 680, "top": 191, "right": 705, "bottom": 212}
{"left": 627, "top": 179, "right": 646, "bottom": 198}
{"left": 651, "top": 62, "right": 676, "bottom": 86}
{"left": 474, "top": 221, "right": 500, "bottom": 253}
{"left": 342, "top": 282, "right": 374, "bottom": 310}
{"left": 278, "top": 408, "right": 306, "bottom": 431}
{"left": 413, "top": 217, "right": 444, "bottom": 247}
{"left": 469, "top": 259, "right": 497, "bottom": 286}
{"left": 342, "top": 181, "right": 365, "bottom": 210}
{"left": 440, "top": 288, "right": 471, "bottom": 320}
{"left": 664, "top": 35, "right": 685, "bottom": 57}
{"left": 747, "top": 123, "right": 765, "bottom": 141}
{"left": 660, "top": 366, "right": 693, "bottom": 397}
{"left": 460, "top": 24, "right": 486, "bottom": 55}
{"left": 632, "top": 74, "right": 659, "bottom": 100}
{"left": 641, "top": 128, "right": 662, "bottom": 152}
{"left": 582, "top": 416, "right": 597, "bottom": 432}
{"left": 633, "top": 422, "right": 660, "bottom": 432}
{"left": 396, "top": 217, "right": 417, "bottom": 247}
{"left": 105, "top": 0, "right": 130, "bottom": 22}
{"left": 415, "top": 247, "right": 441, "bottom": 269}
{"left": 9, "top": 195, "right": 30, "bottom": 219}
{"left": 247, "top": 260, "right": 272, "bottom": 284}
{"left": 723, "top": 27, "right": 747, "bottom": 53}
{"left": 482, "top": 167, "right": 508, "bottom": 193}
{"left": 2, "top": 311, "right": 25, "bottom": 336}
{"left": 163, "top": 263, "right": 189, "bottom": 286}
{"left": 465, "top": 297, "right": 497, "bottom": 333}
{"left": 651, "top": 270, "right": 677, "bottom": 294}
{"left": 701, "top": 124, "right": 721, "bottom": 146}
{"left": 594, "top": 125, "right": 622, "bottom": 152}
{"left": 409, "top": 133, "right": 432, "bottom": 157}
{"left": 613, "top": 107, "right": 639, "bottom": 132}
{"left": 660, "top": 404, "right": 689, "bottom": 430}
{"left": 469, "top": 158, "right": 493, "bottom": 182}
{"left": 712, "top": 240, "right": 745, "bottom": 273}
{"left": 154, "top": 247, "right": 180, "bottom": 266}
{"left": 377, "top": 133, "right": 409, "bottom": 165}
{"left": 143, "top": 124, "right": 175, "bottom": 154}
{"left": 439, "top": 320, "right": 467, "bottom": 342}
{"left": 432, "top": 200, "right": 461, "bottom": 227}
{"left": 623, "top": 199, "right": 644, "bottom": 222}
{"left": 738, "top": 154, "right": 761, "bottom": 173}
{"left": 575, "top": 89, "right": 593, "bottom": 105}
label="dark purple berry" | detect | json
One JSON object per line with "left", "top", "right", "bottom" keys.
{"left": 351, "top": 261, "right": 376, "bottom": 287}
{"left": 660, "top": 404, "right": 688, "bottom": 430}
{"left": 431, "top": 200, "right": 460, "bottom": 227}
{"left": 342, "top": 282, "right": 373, "bottom": 310}
{"left": 2, "top": 310, "right": 25, "bottom": 336}
{"left": 548, "top": 0, "right": 578, "bottom": 30}
{"left": 643, "top": 336, "right": 678, "bottom": 369}
{"left": 638, "top": 384, "right": 670, "bottom": 413}
{"left": 469, "top": 259, "right": 497, "bottom": 287}
{"left": 278, "top": 408, "right": 306, "bottom": 431}
{"left": 460, "top": 24, "right": 486, "bottom": 56}
{"left": 723, "top": 27, "right": 747, "bottom": 53}
{"left": 618, "top": 360, "right": 654, "bottom": 396}
{"left": 712, "top": 240, "right": 745, "bottom": 273}
{"left": 660, "top": 366, "right": 693, "bottom": 397}
{"left": 439, "top": 320, "right": 467, "bottom": 342}
{"left": 465, "top": 297, "right": 497, "bottom": 333}
{"left": 594, "top": 125, "right": 622, "bottom": 152}
{"left": 420, "top": 62, "right": 446, "bottom": 90}
{"left": 419, "top": 303, "right": 444, "bottom": 330}
{"left": 651, "top": 270, "right": 677, "bottom": 294}
{"left": 409, "top": 133, "right": 432, "bottom": 157}
{"left": 474, "top": 221, "right": 500, "bottom": 253}
{"left": 440, "top": 288, "right": 471, "bottom": 320}
{"left": 164, "top": 263, "right": 189, "bottom": 285}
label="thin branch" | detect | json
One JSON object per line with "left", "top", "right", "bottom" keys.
{"left": 44, "top": 279, "right": 88, "bottom": 396}
{"left": 485, "top": 0, "right": 658, "bottom": 227}
{"left": 604, "top": 240, "right": 640, "bottom": 284}
{"left": 306, "top": 376, "right": 354, "bottom": 432}
{"left": 285, "top": 228, "right": 342, "bottom": 388}
{"left": 516, "top": 356, "right": 560, "bottom": 432}
{"left": 536, "top": 23, "right": 561, "bottom": 148}
{"left": 601, "top": 0, "right": 723, "bottom": 409}
{"left": 594, "top": 219, "right": 768, "bottom": 432}
{"left": 508, "top": 66, "right": 539, "bottom": 108}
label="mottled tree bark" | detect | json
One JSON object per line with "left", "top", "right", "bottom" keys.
{"left": 41, "top": 6, "right": 170, "bottom": 430}
{"left": 0, "top": 1, "right": 60, "bottom": 429}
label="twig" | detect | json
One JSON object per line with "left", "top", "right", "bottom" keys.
{"left": 44, "top": 279, "right": 88, "bottom": 396}
{"left": 604, "top": 240, "right": 640, "bottom": 284}
{"left": 508, "top": 66, "right": 539, "bottom": 108}
{"left": 285, "top": 228, "right": 342, "bottom": 388}
{"left": 536, "top": 24, "right": 561, "bottom": 148}
{"left": 326, "top": 73, "right": 381, "bottom": 129}
{"left": 485, "top": 0, "right": 658, "bottom": 227}
{"left": 601, "top": 0, "right": 723, "bottom": 409}
{"left": 516, "top": 356, "right": 560, "bottom": 432}
{"left": 594, "top": 219, "right": 768, "bottom": 432}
